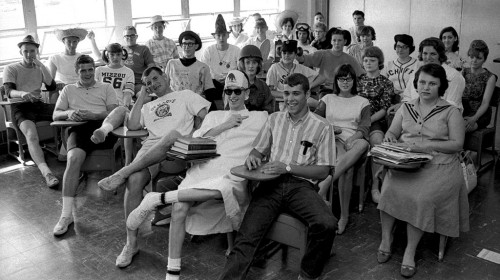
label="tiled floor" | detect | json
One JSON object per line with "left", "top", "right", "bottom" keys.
{"left": 0, "top": 153, "right": 499, "bottom": 280}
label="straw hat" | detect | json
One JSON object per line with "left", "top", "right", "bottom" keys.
{"left": 147, "top": 15, "right": 167, "bottom": 28}
{"left": 229, "top": 17, "right": 244, "bottom": 26}
{"left": 17, "top": 35, "right": 40, "bottom": 48}
{"left": 275, "top": 10, "right": 299, "bottom": 31}
{"left": 55, "top": 28, "right": 88, "bottom": 42}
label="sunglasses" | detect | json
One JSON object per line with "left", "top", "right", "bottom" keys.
{"left": 223, "top": 88, "right": 245, "bottom": 95}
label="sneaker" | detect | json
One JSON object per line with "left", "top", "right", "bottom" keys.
{"left": 53, "top": 216, "right": 74, "bottom": 236}
{"left": 127, "top": 192, "right": 163, "bottom": 230}
{"left": 372, "top": 189, "right": 381, "bottom": 204}
{"left": 90, "top": 128, "right": 107, "bottom": 144}
{"left": 116, "top": 244, "right": 139, "bottom": 268}
{"left": 45, "top": 173, "right": 59, "bottom": 189}
{"left": 98, "top": 173, "right": 126, "bottom": 192}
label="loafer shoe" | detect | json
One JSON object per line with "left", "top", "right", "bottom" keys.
{"left": 116, "top": 244, "right": 139, "bottom": 268}
{"left": 400, "top": 264, "right": 417, "bottom": 278}
{"left": 98, "top": 173, "right": 126, "bottom": 192}
{"left": 53, "top": 216, "right": 74, "bottom": 236}
{"left": 45, "top": 173, "right": 59, "bottom": 189}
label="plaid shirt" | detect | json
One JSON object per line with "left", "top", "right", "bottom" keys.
{"left": 146, "top": 37, "right": 179, "bottom": 69}
{"left": 357, "top": 74, "right": 394, "bottom": 115}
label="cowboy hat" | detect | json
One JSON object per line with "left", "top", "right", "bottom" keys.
{"left": 55, "top": 28, "right": 88, "bottom": 42}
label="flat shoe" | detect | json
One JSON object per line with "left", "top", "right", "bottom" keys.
{"left": 377, "top": 249, "right": 392, "bottom": 263}
{"left": 98, "top": 173, "right": 126, "bottom": 192}
{"left": 400, "top": 264, "right": 417, "bottom": 278}
{"left": 336, "top": 217, "right": 348, "bottom": 235}
{"left": 53, "top": 216, "right": 74, "bottom": 236}
{"left": 45, "top": 173, "right": 59, "bottom": 189}
{"left": 116, "top": 244, "right": 139, "bottom": 268}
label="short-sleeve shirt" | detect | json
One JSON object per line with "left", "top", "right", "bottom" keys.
{"left": 95, "top": 65, "right": 135, "bottom": 106}
{"left": 357, "top": 73, "right": 394, "bottom": 114}
{"left": 381, "top": 57, "right": 418, "bottom": 94}
{"left": 145, "top": 37, "right": 179, "bottom": 69}
{"left": 3, "top": 62, "right": 45, "bottom": 97}
{"left": 48, "top": 53, "right": 82, "bottom": 84}
{"left": 123, "top": 44, "right": 155, "bottom": 84}
{"left": 200, "top": 44, "right": 240, "bottom": 81}
{"left": 140, "top": 89, "right": 211, "bottom": 141}
{"left": 252, "top": 111, "right": 336, "bottom": 171}
{"left": 266, "top": 62, "right": 318, "bottom": 92}
{"left": 303, "top": 50, "right": 364, "bottom": 90}
{"left": 55, "top": 81, "right": 118, "bottom": 113}
{"left": 164, "top": 59, "right": 214, "bottom": 94}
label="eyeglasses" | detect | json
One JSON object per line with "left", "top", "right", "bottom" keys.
{"left": 396, "top": 45, "right": 409, "bottom": 50}
{"left": 337, "top": 77, "right": 353, "bottom": 83}
{"left": 224, "top": 88, "right": 245, "bottom": 95}
{"left": 181, "top": 42, "right": 196, "bottom": 47}
{"left": 123, "top": 34, "right": 137, "bottom": 38}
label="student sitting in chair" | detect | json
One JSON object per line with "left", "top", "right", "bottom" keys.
{"left": 2, "top": 35, "right": 59, "bottom": 188}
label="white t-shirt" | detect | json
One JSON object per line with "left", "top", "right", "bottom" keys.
{"left": 164, "top": 59, "right": 214, "bottom": 94}
{"left": 140, "top": 89, "right": 211, "bottom": 141}
{"left": 381, "top": 57, "right": 418, "bottom": 94}
{"left": 266, "top": 62, "right": 318, "bottom": 92}
{"left": 48, "top": 53, "right": 82, "bottom": 84}
{"left": 95, "top": 65, "right": 135, "bottom": 106}
{"left": 200, "top": 44, "right": 240, "bottom": 81}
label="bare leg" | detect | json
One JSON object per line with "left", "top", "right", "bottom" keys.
{"left": 332, "top": 140, "right": 369, "bottom": 182}
{"left": 123, "top": 168, "right": 151, "bottom": 248}
{"left": 168, "top": 202, "right": 193, "bottom": 259}
{"left": 91, "top": 106, "right": 128, "bottom": 144}
{"left": 403, "top": 223, "right": 424, "bottom": 267}
{"left": 318, "top": 175, "right": 332, "bottom": 199}
{"left": 62, "top": 148, "right": 86, "bottom": 197}
{"left": 370, "top": 132, "right": 384, "bottom": 193}
{"left": 379, "top": 210, "right": 396, "bottom": 252}
{"left": 124, "top": 138, "right": 134, "bottom": 165}
{"left": 19, "top": 120, "right": 51, "bottom": 175}
{"left": 337, "top": 168, "right": 353, "bottom": 234}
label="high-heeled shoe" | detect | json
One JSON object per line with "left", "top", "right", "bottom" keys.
{"left": 336, "top": 217, "right": 348, "bottom": 235}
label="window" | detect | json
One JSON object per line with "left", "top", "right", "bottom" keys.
{"left": 34, "top": 0, "right": 106, "bottom": 27}
{"left": 131, "top": 0, "right": 182, "bottom": 18}
{"left": 0, "top": 0, "right": 25, "bottom": 30}
{"left": 189, "top": 0, "right": 233, "bottom": 14}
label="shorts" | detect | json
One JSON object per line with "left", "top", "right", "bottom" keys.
{"left": 134, "top": 139, "right": 187, "bottom": 179}
{"left": 12, "top": 101, "right": 55, "bottom": 128}
{"left": 66, "top": 120, "right": 117, "bottom": 153}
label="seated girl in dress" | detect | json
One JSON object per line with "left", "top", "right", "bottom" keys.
{"left": 461, "top": 40, "right": 497, "bottom": 132}
{"left": 315, "top": 64, "right": 371, "bottom": 234}
{"left": 377, "top": 63, "right": 469, "bottom": 278}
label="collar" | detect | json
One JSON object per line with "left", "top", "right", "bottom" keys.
{"left": 180, "top": 56, "right": 197, "bottom": 67}
{"left": 286, "top": 108, "right": 310, "bottom": 124}
{"left": 224, "top": 108, "right": 249, "bottom": 118}
{"left": 76, "top": 80, "right": 100, "bottom": 89}
{"left": 408, "top": 97, "right": 450, "bottom": 108}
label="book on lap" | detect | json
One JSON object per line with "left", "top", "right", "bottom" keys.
{"left": 171, "top": 146, "right": 217, "bottom": 155}
{"left": 174, "top": 136, "right": 217, "bottom": 150}
{"left": 166, "top": 150, "right": 220, "bottom": 161}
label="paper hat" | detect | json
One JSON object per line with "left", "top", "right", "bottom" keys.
{"left": 147, "top": 15, "right": 167, "bottom": 28}
{"left": 224, "top": 70, "right": 249, "bottom": 89}
{"left": 17, "top": 35, "right": 39, "bottom": 48}
{"left": 282, "top": 40, "right": 298, "bottom": 52}
{"left": 212, "top": 14, "right": 230, "bottom": 35}
{"left": 178, "top": 31, "right": 202, "bottom": 51}
{"left": 55, "top": 28, "right": 88, "bottom": 42}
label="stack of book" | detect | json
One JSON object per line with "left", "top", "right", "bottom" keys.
{"left": 369, "top": 143, "right": 433, "bottom": 165}
{"left": 167, "top": 136, "right": 219, "bottom": 161}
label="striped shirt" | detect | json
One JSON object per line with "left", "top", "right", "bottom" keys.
{"left": 146, "top": 37, "right": 179, "bottom": 70}
{"left": 253, "top": 111, "right": 336, "bottom": 169}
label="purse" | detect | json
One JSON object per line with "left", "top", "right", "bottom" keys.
{"left": 459, "top": 151, "right": 477, "bottom": 193}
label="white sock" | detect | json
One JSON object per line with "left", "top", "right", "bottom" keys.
{"left": 166, "top": 257, "right": 181, "bottom": 280}
{"left": 165, "top": 190, "right": 179, "bottom": 204}
{"left": 101, "top": 123, "right": 114, "bottom": 135}
{"left": 38, "top": 163, "right": 50, "bottom": 176}
{"left": 61, "top": 197, "right": 74, "bottom": 218}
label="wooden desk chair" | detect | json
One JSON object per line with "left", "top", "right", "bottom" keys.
{"left": 231, "top": 165, "right": 335, "bottom": 261}
{"left": 0, "top": 85, "right": 57, "bottom": 164}
{"left": 463, "top": 86, "right": 500, "bottom": 173}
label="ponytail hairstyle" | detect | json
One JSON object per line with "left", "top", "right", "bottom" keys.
{"left": 102, "top": 43, "right": 128, "bottom": 64}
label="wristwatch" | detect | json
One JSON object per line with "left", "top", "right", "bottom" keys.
{"left": 285, "top": 165, "right": 292, "bottom": 173}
